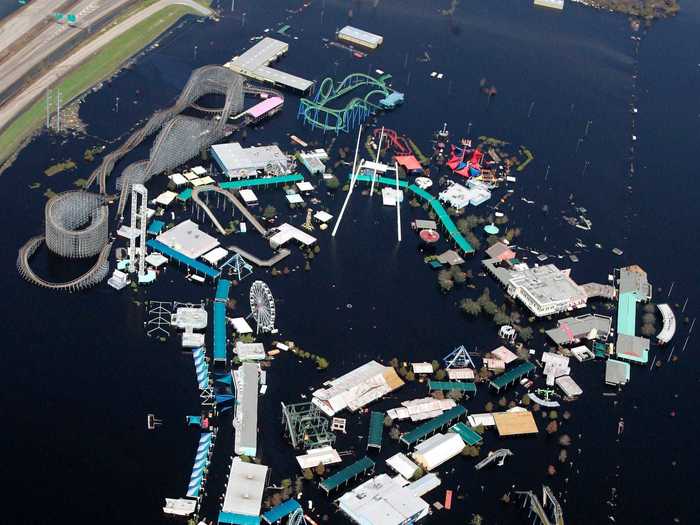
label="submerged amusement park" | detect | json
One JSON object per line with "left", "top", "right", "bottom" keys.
{"left": 1, "top": 1, "right": 699, "bottom": 525}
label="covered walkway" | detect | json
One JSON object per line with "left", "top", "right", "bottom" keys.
{"left": 219, "top": 173, "right": 304, "bottom": 190}
{"left": 146, "top": 239, "right": 220, "bottom": 278}
{"left": 186, "top": 432, "right": 214, "bottom": 498}
{"left": 262, "top": 499, "right": 302, "bottom": 524}
{"left": 400, "top": 405, "right": 467, "bottom": 447}
{"left": 213, "top": 279, "right": 231, "bottom": 363}
{"left": 192, "top": 347, "right": 210, "bottom": 390}
{"left": 489, "top": 362, "right": 536, "bottom": 392}
{"left": 319, "top": 456, "right": 375, "bottom": 494}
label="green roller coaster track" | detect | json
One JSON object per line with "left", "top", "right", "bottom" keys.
{"left": 297, "top": 73, "right": 400, "bottom": 133}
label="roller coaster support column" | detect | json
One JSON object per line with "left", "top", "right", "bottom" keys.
{"left": 332, "top": 125, "right": 363, "bottom": 238}
{"left": 130, "top": 184, "right": 148, "bottom": 279}
{"left": 369, "top": 126, "right": 384, "bottom": 197}
{"left": 394, "top": 161, "right": 401, "bottom": 243}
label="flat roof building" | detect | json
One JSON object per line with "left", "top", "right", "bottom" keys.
{"left": 220, "top": 459, "right": 268, "bottom": 521}
{"left": 337, "top": 26, "right": 384, "bottom": 49}
{"left": 224, "top": 37, "right": 313, "bottom": 92}
{"left": 211, "top": 142, "right": 288, "bottom": 179}
{"left": 338, "top": 474, "right": 434, "bottom": 525}
{"left": 505, "top": 264, "right": 587, "bottom": 317}
{"left": 156, "top": 220, "right": 220, "bottom": 260}
{"left": 269, "top": 223, "right": 317, "bottom": 250}
{"left": 233, "top": 363, "right": 259, "bottom": 456}
{"left": 546, "top": 314, "right": 612, "bottom": 345}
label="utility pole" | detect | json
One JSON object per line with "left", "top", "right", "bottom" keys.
{"left": 231, "top": 0, "right": 235, "bottom": 12}
{"left": 46, "top": 89, "right": 52, "bottom": 129}
{"left": 194, "top": 44, "right": 198, "bottom": 60}
{"left": 115, "top": 96, "right": 119, "bottom": 113}
{"left": 55, "top": 90, "right": 61, "bottom": 132}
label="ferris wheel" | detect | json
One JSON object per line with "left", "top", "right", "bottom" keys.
{"left": 249, "top": 280, "right": 276, "bottom": 333}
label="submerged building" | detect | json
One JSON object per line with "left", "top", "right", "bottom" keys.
{"left": 312, "top": 360, "right": 404, "bottom": 416}
{"left": 338, "top": 473, "right": 439, "bottom": 525}
{"left": 233, "top": 363, "right": 259, "bottom": 456}
{"left": 211, "top": 142, "right": 289, "bottom": 179}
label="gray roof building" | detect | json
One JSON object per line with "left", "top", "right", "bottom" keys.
{"left": 233, "top": 363, "right": 259, "bottom": 456}
{"left": 545, "top": 314, "right": 612, "bottom": 345}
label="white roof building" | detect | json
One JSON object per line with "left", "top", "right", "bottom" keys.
{"left": 411, "top": 362, "right": 434, "bottom": 375}
{"left": 314, "top": 210, "right": 333, "bottom": 223}
{"left": 233, "top": 363, "right": 259, "bottom": 456}
{"left": 230, "top": 317, "right": 253, "bottom": 334}
{"left": 556, "top": 375, "right": 583, "bottom": 397}
{"left": 269, "top": 223, "right": 317, "bottom": 250}
{"left": 211, "top": 142, "right": 288, "bottom": 179}
{"left": 386, "top": 453, "right": 420, "bottom": 479}
{"left": 168, "top": 173, "right": 188, "bottom": 187}
{"left": 438, "top": 182, "right": 490, "bottom": 209}
{"left": 191, "top": 166, "right": 207, "bottom": 176}
{"left": 337, "top": 26, "right": 384, "bottom": 49}
{"left": 296, "top": 446, "right": 342, "bottom": 470}
{"left": 386, "top": 397, "right": 456, "bottom": 422}
{"left": 156, "top": 220, "right": 220, "bottom": 260}
{"left": 312, "top": 360, "right": 404, "bottom": 416}
{"left": 163, "top": 498, "right": 197, "bottom": 516}
{"left": 338, "top": 474, "right": 432, "bottom": 525}
{"left": 446, "top": 368, "right": 475, "bottom": 380}
{"left": 221, "top": 459, "right": 268, "bottom": 517}
{"left": 506, "top": 264, "right": 588, "bottom": 317}
{"left": 411, "top": 432, "right": 464, "bottom": 471}
{"left": 235, "top": 342, "right": 266, "bottom": 361}
{"left": 155, "top": 190, "right": 178, "bottom": 206}
{"left": 239, "top": 189, "right": 258, "bottom": 204}
{"left": 202, "top": 247, "right": 229, "bottom": 266}
{"left": 171, "top": 307, "right": 208, "bottom": 331}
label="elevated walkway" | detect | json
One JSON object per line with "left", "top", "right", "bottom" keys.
{"left": 192, "top": 347, "right": 210, "bottom": 390}
{"left": 474, "top": 448, "right": 513, "bottom": 470}
{"left": 319, "top": 456, "right": 375, "bottom": 494}
{"left": 219, "top": 173, "right": 303, "bottom": 190}
{"left": 226, "top": 245, "right": 291, "bottom": 268}
{"left": 213, "top": 301, "right": 227, "bottom": 363}
{"left": 146, "top": 239, "right": 219, "bottom": 278}
{"left": 400, "top": 405, "right": 467, "bottom": 447}
{"left": 186, "top": 432, "right": 214, "bottom": 498}
{"left": 349, "top": 176, "right": 474, "bottom": 254}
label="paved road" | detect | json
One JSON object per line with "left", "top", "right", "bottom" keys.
{"left": 0, "top": 1, "right": 136, "bottom": 99}
{"left": 0, "top": 0, "right": 65, "bottom": 55}
{"left": 0, "top": 0, "right": 211, "bottom": 133}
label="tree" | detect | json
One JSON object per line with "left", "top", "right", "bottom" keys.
{"left": 484, "top": 401, "right": 494, "bottom": 412}
{"left": 325, "top": 175, "right": 340, "bottom": 190}
{"left": 389, "top": 426, "right": 401, "bottom": 440}
{"left": 262, "top": 205, "right": 277, "bottom": 219}
{"left": 314, "top": 464, "right": 326, "bottom": 476}
{"left": 477, "top": 288, "right": 492, "bottom": 306}
{"left": 384, "top": 415, "right": 393, "bottom": 427}
{"left": 493, "top": 311, "right": 510, "bottom": 325}
{"left": 461, "top": 445, "right": 480, "bottom": 457}
{"left": 405, "top": 371, "right": 416, "bottom": 381}
{"left": 482, "top": 301, "right": 499, "bottom": 316}
{"left": 434, "top": 368, "right": 447, "bottom": 380}
{"left": 389, "top": 357, "right": 400, "bottom": 369}
{"left": 411, "top": 467, "right": 425, "bottom": 480}
{"left": 640, "top": 323, "right": 656, "bottom": 336}
{"left": 517, "top": 326, "right": 534, "bottom": 341}
{"left": 447, "top": 389, "right": 464, "bottom": 401}
{"left": 460, "top": 298, "right": 482, "bottom": 316}
{"left": 450, "top": 265, "right": 467, "bottom": 283}
{"left": 546, "top": 420, "right": 559, "bottom": 434}
{"left": 316, "top": 357, "right": 329, "bottom": 370}
{"left": 470, "top": 513, "right": 484, "bottom": 525}
{"left": 431, "top": 360, "right": 440, "bottom": 372}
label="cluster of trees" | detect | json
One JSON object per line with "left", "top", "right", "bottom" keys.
{"left": 587, "top": 0, "right": 679, "bottom": 19}
{"left": 437, "top": 265, "right": 470, "bottom": 292}
{"left": 290, "top": 345, "right": 330, "bottom": 370}
{"left": 640, "top": 303, "right": 657, "bottom": 337}
{"left": 459, "top": 288, "right": 511, "bottom": 326}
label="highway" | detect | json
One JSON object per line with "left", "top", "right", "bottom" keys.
{"left": 0, "top": 0, "right": 212, "bottom": 135}
{"left": 0, "top": 1, "right": 134, "bottom": 100}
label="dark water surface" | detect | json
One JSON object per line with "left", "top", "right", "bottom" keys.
{"left": 0, "top": 0, "right": 698, "bottom": 524}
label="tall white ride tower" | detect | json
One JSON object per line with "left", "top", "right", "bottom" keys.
{"left": 129, "top": 184, "right": 148, "bottom": 280}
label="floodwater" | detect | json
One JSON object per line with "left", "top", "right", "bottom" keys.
{"left": 0, "top": 0, "right": 698, "bottom": 523}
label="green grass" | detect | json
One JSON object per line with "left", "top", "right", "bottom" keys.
{"left": 0, "top": 4, "right": 202, "bottom": 165}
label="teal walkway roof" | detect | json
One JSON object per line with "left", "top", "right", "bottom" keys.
{"left": 178, "top": 188, "right": 193, "bottom": 201}
{"left": 147, "top": 219, "right": 165, "bottom": 235}
{"left": 146, "top": 239, "right": 219, "bottom": 278}
{"left": 428, "top": 381, "right": 477, "bottom": 393}
{"left": 354, "top": 173, "right": 409, "bottom": 188}
{"left": 262, "top": 499, "right": 301, "bottom": 523}
{"left": 219, "top": 173, "right": 303, "bottom": 189}
{"left": 451, "top": 422, "right": 483, "bottom": 446}
{"left": 218, "top": 512, "right": 261, "bottom": 525}
{"left": 320, "top": 456, "right": 375, "bottom": 493}
{"left": 367, "top": 411, "right": 384, "bottom": 449}
{"left": 400, "top": 405, "right": 467, "bottom": 446}
{"left": 617, "top": 292, "right": 638, "bottom": 336}
{"left": 216, "top": 279, "right": 231, "bottom": 301}
{"left": 349, "top": 177, "right": 475, "bottom": 254}
{"left": 213, "top": 302, "right": 227, "bottom": 362}
{"left": 489, "top": 361, "right": 536, "bottom": 390}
